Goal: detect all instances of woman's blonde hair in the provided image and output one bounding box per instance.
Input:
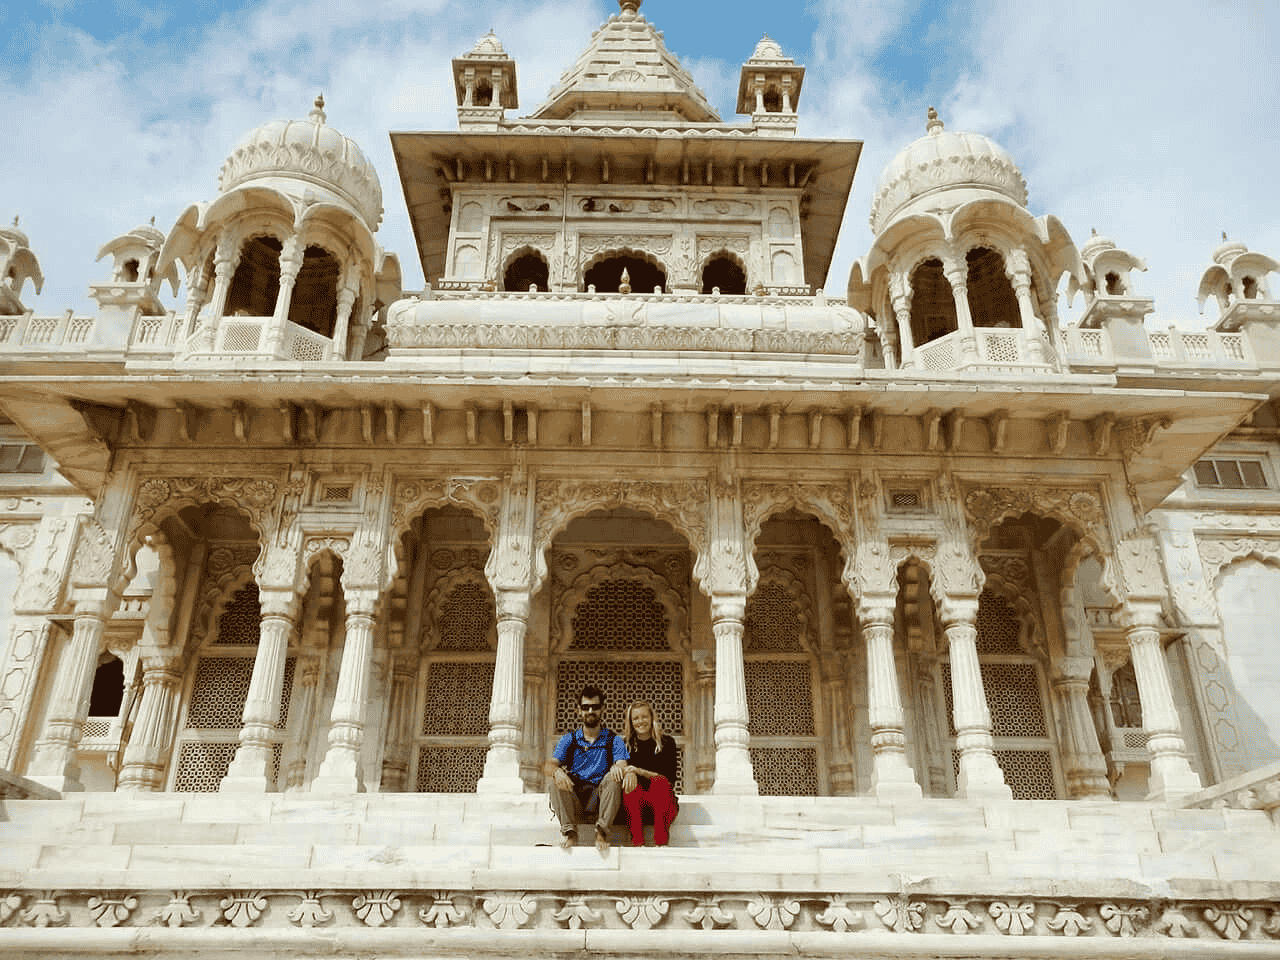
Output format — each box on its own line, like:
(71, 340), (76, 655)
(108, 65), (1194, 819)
(623, 699), (665, 753)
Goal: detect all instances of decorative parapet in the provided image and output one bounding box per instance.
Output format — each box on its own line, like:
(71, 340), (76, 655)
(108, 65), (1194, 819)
(1178, 759), (1280, 826)
(0, 887), (1279, 944)
(1062, 325), (1266, 373)
(0, 766), (60, 799)
(0, 312), (95, 351)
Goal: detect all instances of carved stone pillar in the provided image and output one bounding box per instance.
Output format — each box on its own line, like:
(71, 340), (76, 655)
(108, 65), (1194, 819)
(942, 258), (978, 362)
(693, 652), (716, 794)
(1122, 600), (1202, 800)
(116, 655), (184, 792)
(711, 593), (757, 794)
(519, 663), (547, 791)
(858, 596), (923, 799)
(198, 236), (238, 352)
(1051, 655), (1111, 799)
(477, 589), (528, 793)
(27, 598), (110, 791)
(939, 596), (1012, 800)
(263, 237), (304, 357)
(328, 280), (359, 361)
(888, 270), (914, 370)
(378, 655), (417, 793)
(179, 259), (211, 343)
(220, 586), (296, 792)
(1007, 249), (1046, 364)
(822, 654), (856, 796)
(284, 656), (322, 791)
(312, 589), (379, 792)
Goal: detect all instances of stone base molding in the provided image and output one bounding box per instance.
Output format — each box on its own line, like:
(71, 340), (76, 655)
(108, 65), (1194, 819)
(1, 889), (1279, 952)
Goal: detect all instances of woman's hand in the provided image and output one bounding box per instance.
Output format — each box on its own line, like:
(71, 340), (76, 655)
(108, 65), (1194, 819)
(622, 768), (638, 793)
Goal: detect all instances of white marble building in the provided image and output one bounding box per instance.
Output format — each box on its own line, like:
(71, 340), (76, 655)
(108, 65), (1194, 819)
(1, 1), (1280, 955)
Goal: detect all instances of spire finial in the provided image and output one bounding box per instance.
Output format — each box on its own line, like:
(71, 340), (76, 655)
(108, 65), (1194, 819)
(1091, 227), (1097, 236)
(926, 106), (944, 134)
(619, 0), (641, 15)
(309, 93), (327, 124)
(150, 215), (156, 226)
(12, 215), (18, 228)
(1222, 230), (1228, 241)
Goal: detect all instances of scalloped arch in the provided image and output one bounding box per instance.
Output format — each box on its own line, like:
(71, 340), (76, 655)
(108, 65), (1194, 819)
(747, 563), (816, 655)
(423, 566), (498, 652)
(579, 246), (669, 287)
(552, 561), (689, 654)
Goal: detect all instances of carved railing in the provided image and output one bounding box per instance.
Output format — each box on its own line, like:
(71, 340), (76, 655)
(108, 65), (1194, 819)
(911, 327), (1054, 374)
(0, 312), (95, 350)
(1061, 325), (1257, 371)
(126, 312), (180, 351)
(1178, 758), (1280, 825)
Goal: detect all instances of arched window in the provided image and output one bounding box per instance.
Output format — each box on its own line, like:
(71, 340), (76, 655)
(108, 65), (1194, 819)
(474, 80), (494, 107)
(909, 257), (957, 346)
(457, 202), (484, 233)
(89, 656), (125, 717)
(701, 254), (746, 294)
(1243, 276), (1259, 299)
(225, 235), (282, 317)
(122, 259), (140, 283)
(584, 254), (666, 293)
(966, 246), (1020, 328)
(453, 245), (481, 278)
(768, 208), (793, 240)
(287, 245), (340, 337)
(762, 87), (783, 113)
(1104, 271), (1123, 295)
(770, 250), (796, 284)
(504, 251), (549, 291)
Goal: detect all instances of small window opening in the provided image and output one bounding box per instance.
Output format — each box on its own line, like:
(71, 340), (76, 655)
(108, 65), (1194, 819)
(287, 245), (340, 338)
(225, 235), (283, 317)
(966, 246), (1021, 328)
(1194, 458), (1268, 489)
(89, 656), (125, 717)
(474, 80), (494, 107)
(909, 257), (957, 346)
(768, 208), (793, 240)
(458, 202), (484, 233)
(504, 252), (550, 292)
(0, 444), (46, 473)
(762, 87), (783, 113)
(1242, 276), (1258, 299)
(583, 254), (666, 294)
(702, 255), (746, 295)
(122, 259), (140, 282)
(1104, 271), (1122, 295)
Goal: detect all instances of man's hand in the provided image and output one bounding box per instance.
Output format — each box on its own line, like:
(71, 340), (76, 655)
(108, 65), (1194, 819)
(553, 767), (574, 792)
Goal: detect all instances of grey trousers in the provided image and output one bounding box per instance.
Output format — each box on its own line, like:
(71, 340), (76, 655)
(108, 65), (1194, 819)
(549, 777), (622, 835)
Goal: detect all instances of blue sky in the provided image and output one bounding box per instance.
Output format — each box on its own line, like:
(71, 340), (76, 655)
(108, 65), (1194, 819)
(3, 0), (1279, 337)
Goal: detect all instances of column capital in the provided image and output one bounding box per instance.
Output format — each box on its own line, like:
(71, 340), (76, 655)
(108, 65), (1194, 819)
(257, 585), (299, 621)
(1119, 598), (1163, 632)
(936, 594), (979, 628)
(855, 593), (896, 627)
(709, 592), (747, 624)
(1054, 655), (1096, 684)
(495, 587), (531, 623)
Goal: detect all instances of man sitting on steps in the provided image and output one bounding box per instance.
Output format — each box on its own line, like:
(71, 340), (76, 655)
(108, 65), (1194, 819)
(545, 684), (629, 853)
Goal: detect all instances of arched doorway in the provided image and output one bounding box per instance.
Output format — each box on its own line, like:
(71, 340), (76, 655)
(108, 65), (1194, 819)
(583, 254), (667, 293)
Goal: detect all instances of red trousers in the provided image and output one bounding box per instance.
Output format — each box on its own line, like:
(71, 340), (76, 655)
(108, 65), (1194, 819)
(622, 776), (678, 846)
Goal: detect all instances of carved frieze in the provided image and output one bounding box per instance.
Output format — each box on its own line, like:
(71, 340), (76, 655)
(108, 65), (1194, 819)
(126, 476), (281, 555)
(692, 199), (759, 218)
(578, 233), (673, 264)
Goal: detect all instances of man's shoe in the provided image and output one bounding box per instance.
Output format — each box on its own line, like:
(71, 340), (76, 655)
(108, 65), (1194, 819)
(594, 826), (611, 854)
(559, 830), (576, 850)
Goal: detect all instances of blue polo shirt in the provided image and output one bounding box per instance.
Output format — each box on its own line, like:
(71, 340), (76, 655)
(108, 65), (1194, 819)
(553, 727), (629, 785)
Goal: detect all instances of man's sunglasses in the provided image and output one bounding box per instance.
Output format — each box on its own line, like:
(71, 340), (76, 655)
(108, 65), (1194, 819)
(579, 703), (602, 712)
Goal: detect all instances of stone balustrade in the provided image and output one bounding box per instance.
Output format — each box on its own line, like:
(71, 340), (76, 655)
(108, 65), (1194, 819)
(0, 312), (95, 349)
(1178, 759), (1280, 826)
(1062, 323), (1274, 373)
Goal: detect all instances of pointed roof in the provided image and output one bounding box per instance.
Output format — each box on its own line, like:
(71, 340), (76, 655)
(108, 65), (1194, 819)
(528, 2), (718, 123)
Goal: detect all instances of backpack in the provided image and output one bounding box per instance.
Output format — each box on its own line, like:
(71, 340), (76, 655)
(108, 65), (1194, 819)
(563, 727), (614, 786)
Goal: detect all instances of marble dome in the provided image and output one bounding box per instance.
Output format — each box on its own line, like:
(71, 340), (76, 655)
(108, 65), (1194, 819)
(869, 109), (1028, 236)
(218, 96), (384, 230)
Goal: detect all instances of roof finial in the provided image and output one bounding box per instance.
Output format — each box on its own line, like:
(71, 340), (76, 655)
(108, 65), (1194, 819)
(309, 93), (327, 125)
(619, 0), (641, 15)
(1222, 230), (1228, 241)
(1091, 227), (1097, 236)
(12, 215), (18, 228)
(926, 106), (944, 134)
(150, 215), (156, 226)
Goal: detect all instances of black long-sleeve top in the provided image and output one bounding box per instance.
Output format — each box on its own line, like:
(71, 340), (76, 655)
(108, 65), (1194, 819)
(628, 735), (678, 789)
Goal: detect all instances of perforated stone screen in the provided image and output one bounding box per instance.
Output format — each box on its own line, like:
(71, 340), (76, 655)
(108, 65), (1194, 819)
(750, 746), (818, 796)
(975, 592), (1022, 654)
(420, 661), (495, 736)
(416, 746), (486, 793)
(941, 660), (1046, 739)
(217, 584), (261, 645)
(437, 581), (495, 651)
(555, 659), (684, 737)
(952, 748), (1056, 800)
(570, 579), (670, 650)
(173, 741), (282, 792)
(185, 656), (294, 730)
(744, 581), (803, 652)
(745, 660), (814, 736)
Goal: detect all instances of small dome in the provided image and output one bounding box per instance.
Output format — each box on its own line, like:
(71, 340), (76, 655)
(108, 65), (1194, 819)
(125, 222), (165, 246)
(1213, 236), (1248, 265)
(748, 35), (788, 62)
(218, 95), (384, 229)
(870, 109), (1028, 236)
(1079, 231), (1116, 263)
(467, 31), (508, 58)
(0, 217), (30, 250)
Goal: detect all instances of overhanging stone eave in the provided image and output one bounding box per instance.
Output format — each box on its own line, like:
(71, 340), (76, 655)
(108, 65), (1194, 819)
(391, 130), (860, 289)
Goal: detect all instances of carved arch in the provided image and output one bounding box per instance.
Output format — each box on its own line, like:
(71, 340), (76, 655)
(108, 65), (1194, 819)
(390, 477), (501, 543)
(533, 479), (707, 591)
(186, 560), (260, 659)
(741, 482), (851, 594)
(962, 486), (1112, 573)
(579, 246), (669, 286)
(699, 246), (748, 277)
(422, 566), (498, 651)
(1198, 536), (1280, 590)
(297, 537), (349, 600)
(136, 531), (181, 653)
(976, 557), (1047, 661)
(745, 563), (816, 655)
(552, 561), (689, 654)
